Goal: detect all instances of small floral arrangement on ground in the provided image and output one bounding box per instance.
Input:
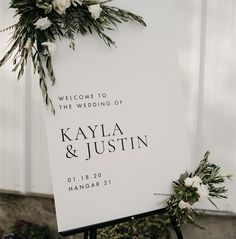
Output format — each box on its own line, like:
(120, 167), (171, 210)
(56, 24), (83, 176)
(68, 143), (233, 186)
(166, 151), (232, 227)
(0, 0), (146, 113)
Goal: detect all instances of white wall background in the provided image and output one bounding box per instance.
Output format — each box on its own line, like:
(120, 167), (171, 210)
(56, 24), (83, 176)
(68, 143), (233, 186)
(0, 0), (235, 212)
(0, 2), (26, 193)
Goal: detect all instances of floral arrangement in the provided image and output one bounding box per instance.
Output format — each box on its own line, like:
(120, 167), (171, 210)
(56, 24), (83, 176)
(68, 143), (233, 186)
(0, 0), (146, 113)
(165, 151), (232, 227)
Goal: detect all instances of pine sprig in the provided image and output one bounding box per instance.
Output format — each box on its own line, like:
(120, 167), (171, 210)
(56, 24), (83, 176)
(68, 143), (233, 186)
(166, 151), (232, 227)
(0, 24), (17, 33)
(102, 6), (146, 27)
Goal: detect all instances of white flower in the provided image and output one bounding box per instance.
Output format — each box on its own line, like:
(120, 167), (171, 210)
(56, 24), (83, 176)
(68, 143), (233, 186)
(184, 177), (194, 187)
(41, 42), (57, 55)
(71, 0), (82, 6)
(184, 175), (208, 201)
(34, 17), (52, 30)
(184, 176), (202, 188)
(197, 184), (209, 201)
(178, 200), (192, 210)
(193, 176), (202, 184)
(88, 4), (102, 20)
(52, 0), (71, 15)
(192, 176), (202, 189)
(24, 38), (32, 49)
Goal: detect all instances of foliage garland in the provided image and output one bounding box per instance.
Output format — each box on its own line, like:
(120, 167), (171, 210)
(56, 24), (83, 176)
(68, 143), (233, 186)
(165, 151), (232, 227)
(0, 0), (146, 113)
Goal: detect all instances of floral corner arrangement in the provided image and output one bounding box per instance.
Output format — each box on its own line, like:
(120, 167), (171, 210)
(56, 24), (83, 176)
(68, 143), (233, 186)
(0, 0), (146, 113)
(165, 151), (232, 227)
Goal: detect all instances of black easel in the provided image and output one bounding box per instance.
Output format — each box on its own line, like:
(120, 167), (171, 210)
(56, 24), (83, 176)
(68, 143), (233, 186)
(66, 209), (183, 239)
(82, 217), (183, 239)
(82, 215), (183, 239)
(171, 216), (183, 239)
(84, 229), (97, 239)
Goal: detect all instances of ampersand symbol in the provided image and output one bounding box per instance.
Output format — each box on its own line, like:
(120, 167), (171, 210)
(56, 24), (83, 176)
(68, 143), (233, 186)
(66, 145), (78, 159)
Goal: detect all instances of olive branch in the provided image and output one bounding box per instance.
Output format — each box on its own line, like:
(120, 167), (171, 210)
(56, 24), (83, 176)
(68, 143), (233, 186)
(0, 0), (146, 114)
(165, 151), (232, 227)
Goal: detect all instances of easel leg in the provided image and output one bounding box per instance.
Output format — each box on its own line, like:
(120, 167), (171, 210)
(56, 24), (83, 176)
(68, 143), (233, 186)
(84, 231), (88, 239)
(171, 216), (183, 239)
(90, 229), (97, 239)
(84, 229), (97, 239)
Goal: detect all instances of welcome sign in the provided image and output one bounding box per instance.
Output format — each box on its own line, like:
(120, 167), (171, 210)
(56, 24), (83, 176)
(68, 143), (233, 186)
(44, 0), (190, 235)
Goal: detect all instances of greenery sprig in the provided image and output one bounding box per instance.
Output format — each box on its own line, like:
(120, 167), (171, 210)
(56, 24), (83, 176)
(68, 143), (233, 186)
(165, 151), (232, 227)
(0, 0), (146, 113)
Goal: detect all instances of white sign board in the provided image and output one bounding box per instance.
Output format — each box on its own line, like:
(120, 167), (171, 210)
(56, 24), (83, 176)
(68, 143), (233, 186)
(44, 0), (190, 235)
